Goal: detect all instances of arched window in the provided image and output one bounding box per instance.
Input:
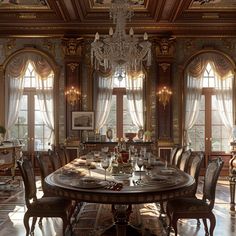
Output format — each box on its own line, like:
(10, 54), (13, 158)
(5, 53), (54, 152)
(184, 53), (234, 154)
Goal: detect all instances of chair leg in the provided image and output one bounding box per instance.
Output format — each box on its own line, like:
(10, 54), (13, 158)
(171, 217), (178, 236)
(202, 218), (209, 235)
(31, 217), (37, 233)
(197, 218), (201, 227)
(23, 213), (30, 236)
(38, 217), (43, 227)
(209, 214), (216, 236)
(62, 216), (70, 236)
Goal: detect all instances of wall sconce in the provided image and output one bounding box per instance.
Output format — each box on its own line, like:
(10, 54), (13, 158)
(157, 86), (172, 109)
(65, 86), (80, 106)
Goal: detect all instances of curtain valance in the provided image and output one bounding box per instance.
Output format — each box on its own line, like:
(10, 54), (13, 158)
(6, 52), (53, 79)
(187, 53), (233, 79)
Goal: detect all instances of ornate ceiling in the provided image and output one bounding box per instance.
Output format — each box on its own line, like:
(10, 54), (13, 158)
(0, 0), (235, 37)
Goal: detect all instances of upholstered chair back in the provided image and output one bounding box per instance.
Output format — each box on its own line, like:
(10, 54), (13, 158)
(169, 146), (179, 165)
(17, 159), (37, 208)
(36, 153), (53, 196)
(203, 157), (224, 209)
(178, 149), (191, 171)
(174, 147), (184, 166)
(49, 150), (62, 171)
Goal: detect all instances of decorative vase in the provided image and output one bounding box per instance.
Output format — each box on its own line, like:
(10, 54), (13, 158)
(106, 128), (113, 142)
(137, 128), (144, 140)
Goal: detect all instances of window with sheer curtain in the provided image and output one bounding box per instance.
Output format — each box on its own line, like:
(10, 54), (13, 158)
(95, 70), (145, 139)
(5, 53), (54, 152)
(184, 53), (234, 153)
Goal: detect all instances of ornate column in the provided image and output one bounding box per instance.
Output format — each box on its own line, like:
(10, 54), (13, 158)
(0, 65), (4, 126)
(154, 36), (175, 142)
(62, 37), (83, 138)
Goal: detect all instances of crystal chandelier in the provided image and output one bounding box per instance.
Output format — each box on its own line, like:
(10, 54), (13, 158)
(91, 0), (151, 74)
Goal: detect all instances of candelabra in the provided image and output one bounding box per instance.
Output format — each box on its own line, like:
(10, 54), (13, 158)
(157, 86), (172, 109)
(65, 86), (80, 106)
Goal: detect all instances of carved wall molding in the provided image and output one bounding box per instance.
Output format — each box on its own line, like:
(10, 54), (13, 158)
(62, 38), (83, 57)
(5, 39), (16, 56)
(155, 36), (176, 57)
(42, 39), (55, 57)
(67, 63), (79, 72)
(159, 63), (170, 73)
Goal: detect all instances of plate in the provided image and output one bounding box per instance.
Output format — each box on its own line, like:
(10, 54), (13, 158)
(113, 173), (130, 180)
(71, 177), (107, 189)
(160, 168), (176, 175)
(150, 174), (168, 181)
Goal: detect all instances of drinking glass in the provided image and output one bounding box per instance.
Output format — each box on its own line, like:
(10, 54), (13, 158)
(137, 157), (144, 180)
(164, 155), (168, 169)
(86, 155), (93, 176)
(101, 157), (110, 181)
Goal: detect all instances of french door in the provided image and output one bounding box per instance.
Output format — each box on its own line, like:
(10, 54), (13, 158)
(188, 88), (230, 166)
(13, 90), (51, 153)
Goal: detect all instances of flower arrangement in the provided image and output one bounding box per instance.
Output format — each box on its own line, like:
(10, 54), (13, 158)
(144, 130), (152, 142)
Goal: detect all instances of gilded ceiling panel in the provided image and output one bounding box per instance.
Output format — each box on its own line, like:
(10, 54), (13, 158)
(0, 0), (49, 8)
(190, 0), (236, 9)
(91, 0), (145, 8)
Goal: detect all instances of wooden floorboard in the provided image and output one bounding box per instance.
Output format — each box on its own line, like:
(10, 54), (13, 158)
(0, 176), (235, 236)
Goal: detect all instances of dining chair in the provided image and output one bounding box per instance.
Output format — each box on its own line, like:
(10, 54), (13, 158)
(166, 157), (224, 236)
(173, 147), (184, 166)
(169, 146), (179, 165)
(36, 153), (55, 197)
(55, 146), (68, 166)
(17, 158), (73, 236)
(178, 149), (191, 172)
(186, 151), (204, 197)
(49, 149), (63, 171)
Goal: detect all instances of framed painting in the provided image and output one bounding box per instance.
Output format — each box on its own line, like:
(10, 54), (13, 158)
(72, 111), (94, 130)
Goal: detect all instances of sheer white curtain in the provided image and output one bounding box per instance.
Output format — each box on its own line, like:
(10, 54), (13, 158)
(184, 74), (203, 145)
(5, 75), (25, 139)
(95, 74), (114, 132)
(34, 59), (55, 145)
(214, 68), (233, 140)
(5, 56), (29, 138)
(125, 72), (144, 130)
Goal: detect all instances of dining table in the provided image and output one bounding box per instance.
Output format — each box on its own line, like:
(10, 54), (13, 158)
(45, 154), (195, 236)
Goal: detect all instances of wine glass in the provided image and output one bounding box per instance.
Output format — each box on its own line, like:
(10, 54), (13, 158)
(101, 157), (110, 181)
(86, 155), (93, 176)
(137, 157), (144, 180)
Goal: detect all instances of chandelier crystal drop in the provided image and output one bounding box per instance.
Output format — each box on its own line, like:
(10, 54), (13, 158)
(91, 0), (152, 74)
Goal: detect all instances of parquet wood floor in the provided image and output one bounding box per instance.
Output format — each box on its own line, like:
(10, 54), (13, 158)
(0, 177), (235, 236)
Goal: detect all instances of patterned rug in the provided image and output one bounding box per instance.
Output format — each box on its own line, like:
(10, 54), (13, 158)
(73, 202), (166, 236)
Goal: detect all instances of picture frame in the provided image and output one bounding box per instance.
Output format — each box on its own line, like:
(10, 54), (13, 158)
(72, 111), (94, 130)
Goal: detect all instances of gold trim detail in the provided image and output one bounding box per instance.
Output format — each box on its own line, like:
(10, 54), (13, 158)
(155, 37), (175, 56)
(67, 63), (79, 72)
(159, 63), (170, 73)
(62, 38), (83, 57)
(18, 13), (37, 19)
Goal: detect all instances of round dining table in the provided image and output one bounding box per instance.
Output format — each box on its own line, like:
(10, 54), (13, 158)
(45, 157), (195, 236)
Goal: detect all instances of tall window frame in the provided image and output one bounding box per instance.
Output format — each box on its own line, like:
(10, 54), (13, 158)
(4, 51), (56, 153)
(96, 70), (145, 140)
(185, 55), (234, 156)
